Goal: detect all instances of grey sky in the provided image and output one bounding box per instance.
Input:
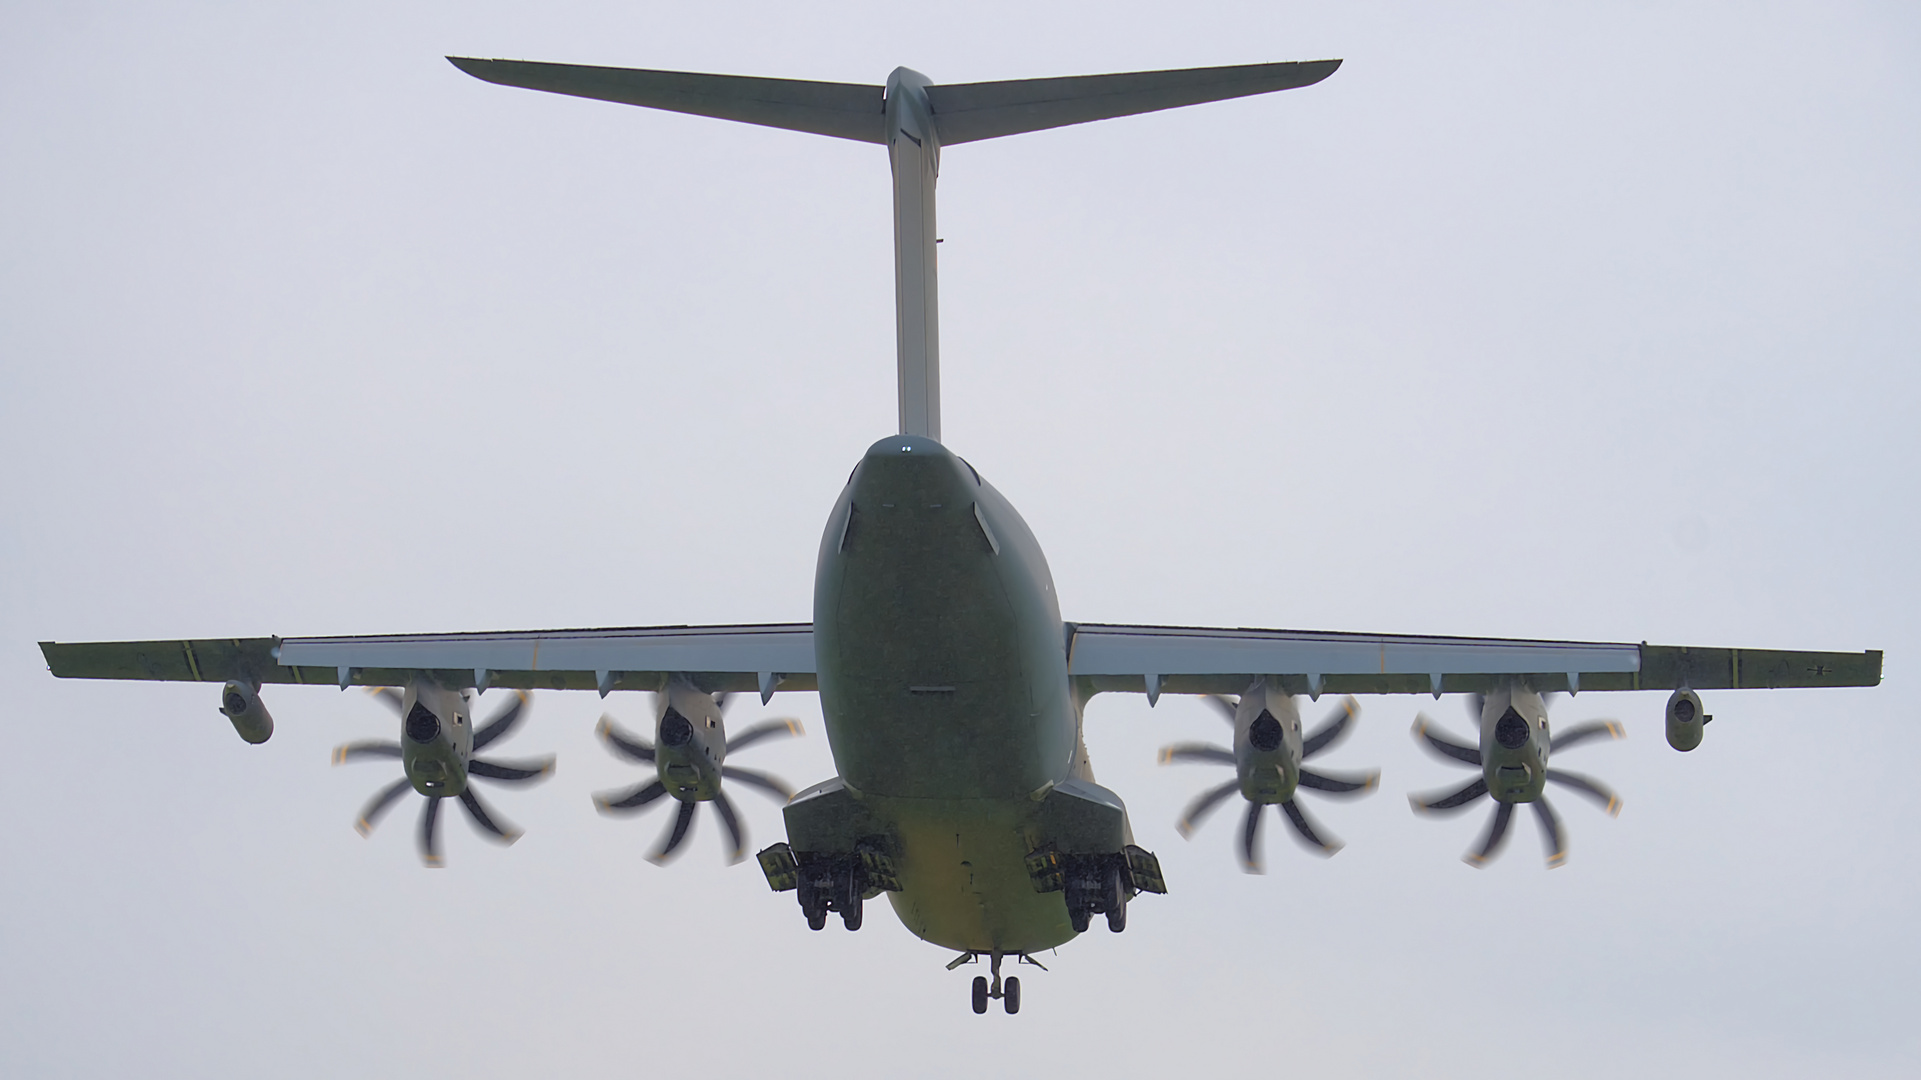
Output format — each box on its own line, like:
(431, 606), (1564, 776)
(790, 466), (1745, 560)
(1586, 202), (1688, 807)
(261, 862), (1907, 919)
(4, 2), (1917, 1076)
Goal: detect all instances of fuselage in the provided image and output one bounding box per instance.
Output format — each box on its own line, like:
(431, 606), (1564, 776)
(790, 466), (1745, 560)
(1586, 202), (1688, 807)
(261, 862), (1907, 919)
(812, 434), (1090, 953)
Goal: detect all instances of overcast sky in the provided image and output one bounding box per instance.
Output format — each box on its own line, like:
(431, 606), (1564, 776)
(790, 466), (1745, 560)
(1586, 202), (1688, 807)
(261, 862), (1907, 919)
(4, 2), (1917, 1076)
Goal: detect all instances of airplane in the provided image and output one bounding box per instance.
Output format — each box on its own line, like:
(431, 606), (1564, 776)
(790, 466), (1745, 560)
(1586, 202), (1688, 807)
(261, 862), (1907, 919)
(37, 55), (1882, 1016)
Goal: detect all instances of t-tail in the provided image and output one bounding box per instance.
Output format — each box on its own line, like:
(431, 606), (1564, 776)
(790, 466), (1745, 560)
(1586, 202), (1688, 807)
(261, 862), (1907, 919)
(447, 55), (1342, 441)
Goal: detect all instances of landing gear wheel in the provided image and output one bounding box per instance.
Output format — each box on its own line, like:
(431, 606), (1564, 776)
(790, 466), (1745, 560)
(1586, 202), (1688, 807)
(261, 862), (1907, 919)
(806, 909), (826, 931)
(1069, 906), (1090, 933)
(1106, 897), (1127, 933)
(836, 865), (863, 930)
(1003, 976), (1021, 1014)
(971, 976), (989, 1014)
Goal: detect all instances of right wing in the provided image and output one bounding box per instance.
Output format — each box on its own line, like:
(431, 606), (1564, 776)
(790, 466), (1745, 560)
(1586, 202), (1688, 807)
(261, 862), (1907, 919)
(1065, 622), (1882, 701)
(40, 623), (817, 701)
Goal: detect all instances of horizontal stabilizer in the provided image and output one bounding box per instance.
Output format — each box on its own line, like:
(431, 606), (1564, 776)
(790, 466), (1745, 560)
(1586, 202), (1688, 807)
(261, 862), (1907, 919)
(447, 57), (1341, 146)
(926, 59), (1341, 144)
(446, 57), (887, 143)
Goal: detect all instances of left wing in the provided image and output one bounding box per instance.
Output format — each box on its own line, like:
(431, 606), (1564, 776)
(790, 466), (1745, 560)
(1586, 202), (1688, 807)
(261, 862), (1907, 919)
(1065, 622), (1881, 702)
(40, 624), (817, 702)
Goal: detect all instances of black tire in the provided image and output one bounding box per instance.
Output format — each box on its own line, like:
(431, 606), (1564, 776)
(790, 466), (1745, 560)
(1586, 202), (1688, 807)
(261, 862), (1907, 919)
(972, 976), (989, 1014)
(841, 893), (863, 931)
(1069, 906), (1090, 933)
(1106, 896), (1127, 933)
(1004, 976), (1021, 1015)
(1103, 861), (1125, 914)
(807, 909), (826, 931)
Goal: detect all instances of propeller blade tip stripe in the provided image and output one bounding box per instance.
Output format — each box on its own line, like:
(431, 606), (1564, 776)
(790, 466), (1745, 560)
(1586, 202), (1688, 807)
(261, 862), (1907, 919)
(354, 819), (372, 836)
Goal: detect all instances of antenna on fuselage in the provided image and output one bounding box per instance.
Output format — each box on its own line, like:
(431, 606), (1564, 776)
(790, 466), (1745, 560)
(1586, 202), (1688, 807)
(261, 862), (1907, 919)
(446, 55), (1343, 441)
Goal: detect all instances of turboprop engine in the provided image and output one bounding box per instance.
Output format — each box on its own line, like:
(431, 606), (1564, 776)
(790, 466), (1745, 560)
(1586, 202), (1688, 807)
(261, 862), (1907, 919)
(1409, 686), (1623, 867)
(332, 682), (555, 866)
(1160, 681), (1380, 872)
(592, 677), (802, 865)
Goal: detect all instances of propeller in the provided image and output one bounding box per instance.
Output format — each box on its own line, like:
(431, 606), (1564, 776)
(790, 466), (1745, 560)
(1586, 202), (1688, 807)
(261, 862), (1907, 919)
(592, 691), (802, 865)
(1408, 697), (1623, 869)
(333, 687), (555, 868)
(1161, 693), (1379, 873)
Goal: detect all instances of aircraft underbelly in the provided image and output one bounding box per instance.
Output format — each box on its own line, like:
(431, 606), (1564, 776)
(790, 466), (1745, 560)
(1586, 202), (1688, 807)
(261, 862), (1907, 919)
(877, 796), (1076, 954)
(812, 435), (1083, 951)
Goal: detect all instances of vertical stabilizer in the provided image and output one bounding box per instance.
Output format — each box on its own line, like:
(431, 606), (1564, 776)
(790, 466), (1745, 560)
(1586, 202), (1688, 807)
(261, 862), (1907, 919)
(886, 68), (941, 440)
(447, 56), (1342, 442)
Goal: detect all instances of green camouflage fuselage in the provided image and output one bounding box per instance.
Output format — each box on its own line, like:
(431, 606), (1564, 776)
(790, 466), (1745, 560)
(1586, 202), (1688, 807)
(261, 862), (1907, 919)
(812, 435), (1089, 953)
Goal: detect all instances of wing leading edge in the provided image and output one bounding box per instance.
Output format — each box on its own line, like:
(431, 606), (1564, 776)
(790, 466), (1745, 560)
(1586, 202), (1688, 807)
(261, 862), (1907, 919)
(44, 621), (1877, 704)
(39, 624), (817, 700)
(1066, 623), (1881, 701)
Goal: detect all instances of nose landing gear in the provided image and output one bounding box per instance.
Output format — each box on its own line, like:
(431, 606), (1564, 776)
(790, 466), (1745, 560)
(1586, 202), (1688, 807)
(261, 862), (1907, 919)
(952, 951), (1041, 1014)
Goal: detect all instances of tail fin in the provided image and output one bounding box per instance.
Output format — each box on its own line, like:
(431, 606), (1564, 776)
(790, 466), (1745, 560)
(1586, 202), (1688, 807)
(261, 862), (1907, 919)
(449, 56), (1340, 441)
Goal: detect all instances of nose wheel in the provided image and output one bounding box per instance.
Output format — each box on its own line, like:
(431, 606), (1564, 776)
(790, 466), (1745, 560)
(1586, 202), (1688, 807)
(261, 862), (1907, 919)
(958, 951), (1034, 1014)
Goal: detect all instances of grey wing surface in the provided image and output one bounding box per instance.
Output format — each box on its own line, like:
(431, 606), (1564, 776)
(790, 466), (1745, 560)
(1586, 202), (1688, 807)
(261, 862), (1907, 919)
(40, 623), (817, 699)
(1064, 622), (1881, 698)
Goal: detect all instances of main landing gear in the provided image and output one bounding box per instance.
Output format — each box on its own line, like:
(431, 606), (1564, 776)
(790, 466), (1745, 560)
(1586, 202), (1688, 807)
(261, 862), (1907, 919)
(953, 951), (1042, 1014)
(1064, 857), (1128, 934)
(797, 858), (865, 931)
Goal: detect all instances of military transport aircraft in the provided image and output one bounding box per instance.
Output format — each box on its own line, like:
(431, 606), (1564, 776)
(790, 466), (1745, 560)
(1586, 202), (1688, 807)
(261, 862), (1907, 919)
(38, 56), (1881, 1015)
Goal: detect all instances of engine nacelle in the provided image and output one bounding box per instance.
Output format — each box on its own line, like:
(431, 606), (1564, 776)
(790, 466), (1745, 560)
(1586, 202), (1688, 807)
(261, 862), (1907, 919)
(1665, 688), (1709, 752)
(1234, 681), (1302, 802)
(1479, 686), (1550, 801)
(401, 681), (473, 795)
(218, 680), (274, 744)
(655, 679), (728, 801)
